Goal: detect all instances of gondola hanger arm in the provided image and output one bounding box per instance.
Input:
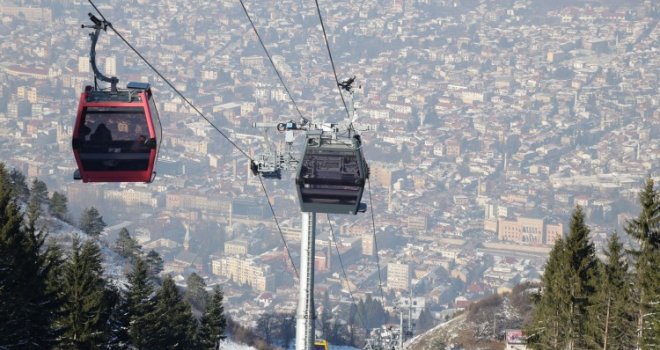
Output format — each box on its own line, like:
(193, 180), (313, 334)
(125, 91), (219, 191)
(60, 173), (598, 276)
(82, 13), (118, 92)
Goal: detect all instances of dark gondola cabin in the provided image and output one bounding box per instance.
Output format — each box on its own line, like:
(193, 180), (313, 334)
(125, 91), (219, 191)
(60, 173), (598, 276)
(72, 82), (160, 183)
(295, 132), (368, 214)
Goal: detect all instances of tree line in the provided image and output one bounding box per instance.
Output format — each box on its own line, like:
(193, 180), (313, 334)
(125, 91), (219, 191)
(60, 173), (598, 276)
(526, 178), (659, 349)
(0, 163), (227, 349)
(251, 290), (391, 348)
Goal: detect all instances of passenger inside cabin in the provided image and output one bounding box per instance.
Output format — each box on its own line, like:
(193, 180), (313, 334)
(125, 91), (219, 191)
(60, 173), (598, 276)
(91, 123), (112, 144)
(131, 134), (148, 152)
(79, 124), (92, 141)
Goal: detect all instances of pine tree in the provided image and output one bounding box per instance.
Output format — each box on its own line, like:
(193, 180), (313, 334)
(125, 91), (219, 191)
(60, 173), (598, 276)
(280, 313), (296, 349)
(527, 239), (571, 349)
(49, 191), (69, 222)
(528, 207), (602, 349)
(185, 272), (209, 311)
(150, 276), (199, 349)
(625, 178), (660, 349)
(25, 189), (43, 237)
(44, 239), (66, 312)
(114, 227), (140, 259)
(58, 238), (112, 348)
(563, 206), (600, 349)
(587, 232), (637, 349)
(357, 298), (367, 331)
(8, 168), (29, 201)
(255, 313), (276, 345)
(104, 285), (131, 349)
(127, 257), (157, 349)
(370, 295), (389, 329)
(347, 303), (358, 345)
(330, 318), (342, 344)
(0, 164), (60, 348)
(28, 178), (49, 210)
(417, 307), (435, 333)
(199, 286), (228, 349)
(80, 206), (107, 236)
(357, 294), (388, 330)
(145, 249), (164, 278)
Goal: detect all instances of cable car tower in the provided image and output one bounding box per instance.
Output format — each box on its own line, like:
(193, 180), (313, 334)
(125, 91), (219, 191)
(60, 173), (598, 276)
(252, 77), (368, 350)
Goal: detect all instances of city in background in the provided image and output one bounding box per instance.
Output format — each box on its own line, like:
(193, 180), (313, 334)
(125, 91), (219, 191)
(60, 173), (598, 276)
(0, 0), (658, 345)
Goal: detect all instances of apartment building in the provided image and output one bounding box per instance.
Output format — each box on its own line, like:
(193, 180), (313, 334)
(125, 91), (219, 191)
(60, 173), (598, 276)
(212, 256), (273, 292)
(387, 262), (411, 291)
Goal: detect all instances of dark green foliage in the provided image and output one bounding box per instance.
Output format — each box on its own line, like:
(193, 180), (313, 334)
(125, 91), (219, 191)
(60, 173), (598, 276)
(357, 294), (389, 330)
(519, 182), (660, 349)
(0, 164), (60, 348)
(527, 237), (568, 348)
(58, 238), (112, 348)
(255, 313), (278, 345)
(80, 206), (106, 236)
(330, 319), (341, 344)
(0, 163), (222, 349)
(347, 303), (358, 344)
(25, 179), (45, 223)
(587, 232), (637, 349)
(563, 206), (601, 348)
(253, 312), (294, 349)
(8, 168), (29, 201)
(526, 193), (660, 349)
(25, 185), (43, 236)
(44, 239), (65, 297)
(279, 313), (296, 349)
(49, 191), (69, 222)
(145, 249), (163, 278)
(320, 302), (357, 347)
(104, 285), (131, 350)
(528, 206), (600, 349)
(417, 307), (435, 333)
(185, 272), (209, 311)
(624, 178), (660, 349)
(114, 227), (140, 260)
(28, 178), (49, 210)
(149, 276), (199, 349)
(127, 257), (157, 349)
(198, 286), (227, 349)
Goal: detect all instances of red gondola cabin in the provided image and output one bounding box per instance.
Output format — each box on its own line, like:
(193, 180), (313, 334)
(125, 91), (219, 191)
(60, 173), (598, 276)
(72, 82), (160, 183)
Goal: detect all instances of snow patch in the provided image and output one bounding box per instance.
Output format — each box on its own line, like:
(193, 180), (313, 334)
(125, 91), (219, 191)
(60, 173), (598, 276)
(219, 340), (257, 350)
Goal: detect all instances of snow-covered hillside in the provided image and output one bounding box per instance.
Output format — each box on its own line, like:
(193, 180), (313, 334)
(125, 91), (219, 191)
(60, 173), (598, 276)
(46, 218), (259, 350)
(405, 314), (466, 350)
(46, 218), (130, 289)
